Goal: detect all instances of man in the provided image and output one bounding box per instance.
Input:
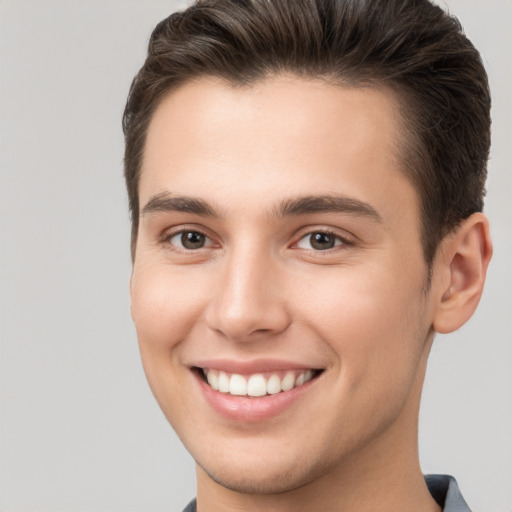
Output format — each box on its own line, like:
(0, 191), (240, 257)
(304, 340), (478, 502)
(122, 1), (492, 510)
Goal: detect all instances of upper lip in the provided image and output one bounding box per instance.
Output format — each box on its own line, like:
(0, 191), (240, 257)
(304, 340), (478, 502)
(192, 358), (322, 374)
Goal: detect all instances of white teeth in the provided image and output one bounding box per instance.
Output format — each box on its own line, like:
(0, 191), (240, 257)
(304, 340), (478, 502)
(204, 368), (317, 396)
(218, 371), (230, 393)
(206, 370), (219, 391)
(229, 374), (247, 395)
(266, 374), (281, 394)
(247, 374), (267, 397)
(281, 372), (295, 391)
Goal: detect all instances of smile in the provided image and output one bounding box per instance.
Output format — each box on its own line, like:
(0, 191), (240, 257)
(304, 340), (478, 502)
(200, 368), (321, 397)
(193, 363), (325, 421)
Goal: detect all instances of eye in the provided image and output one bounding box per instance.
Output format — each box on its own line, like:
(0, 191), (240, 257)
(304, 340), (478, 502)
(295, 231), (346, 251)
(168, 230), (211, 250)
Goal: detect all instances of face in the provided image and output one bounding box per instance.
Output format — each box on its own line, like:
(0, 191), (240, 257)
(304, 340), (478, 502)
(131, 76), (439, 495)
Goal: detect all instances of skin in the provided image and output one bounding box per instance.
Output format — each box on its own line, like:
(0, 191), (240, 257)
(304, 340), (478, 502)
(130, 75), (492, 512)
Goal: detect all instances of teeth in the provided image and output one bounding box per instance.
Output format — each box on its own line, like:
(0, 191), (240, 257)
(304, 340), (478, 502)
(218, 371), (230, 393)
(266, 374), (281, 395)
(203, 368), (317, 397)
(281, 372), (295, 391)
(229, 374), (247, 395)
(247, 374), (267, 397)
(206, 370), (219, 391)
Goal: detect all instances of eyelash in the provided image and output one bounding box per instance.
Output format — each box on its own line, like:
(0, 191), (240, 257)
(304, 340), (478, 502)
(161, 227), (353, 254)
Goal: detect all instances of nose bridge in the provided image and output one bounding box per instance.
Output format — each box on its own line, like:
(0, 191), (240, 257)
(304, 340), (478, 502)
(206, 240), (289, 341)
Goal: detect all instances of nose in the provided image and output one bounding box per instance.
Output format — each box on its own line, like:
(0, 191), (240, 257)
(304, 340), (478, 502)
(205, 248), (291, 342)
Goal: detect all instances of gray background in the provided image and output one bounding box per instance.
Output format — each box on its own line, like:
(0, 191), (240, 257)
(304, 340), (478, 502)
(0, 1), (510, 511)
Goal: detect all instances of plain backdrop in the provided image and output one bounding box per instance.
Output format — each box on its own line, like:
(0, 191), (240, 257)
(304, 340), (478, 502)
(0, 1), (510, 511)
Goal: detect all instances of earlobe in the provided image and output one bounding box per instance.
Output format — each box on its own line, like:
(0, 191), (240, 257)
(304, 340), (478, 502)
(432, 213), (493, 334)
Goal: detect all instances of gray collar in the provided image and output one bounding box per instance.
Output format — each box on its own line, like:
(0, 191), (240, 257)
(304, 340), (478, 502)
(425, 474), (472, 512)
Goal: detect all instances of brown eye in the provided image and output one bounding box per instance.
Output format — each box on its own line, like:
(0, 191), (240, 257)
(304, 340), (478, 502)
(170, 230), (208, 250)
(296, 231), (344, 251)
(309, 232), (336, 250)
(181, 231), (205, 249)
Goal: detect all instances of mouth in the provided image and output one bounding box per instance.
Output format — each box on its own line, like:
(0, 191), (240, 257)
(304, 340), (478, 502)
(194, 367), (324, 398)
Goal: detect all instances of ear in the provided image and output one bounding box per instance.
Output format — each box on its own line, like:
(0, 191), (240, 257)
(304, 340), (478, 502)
(432, 213), (493, 334)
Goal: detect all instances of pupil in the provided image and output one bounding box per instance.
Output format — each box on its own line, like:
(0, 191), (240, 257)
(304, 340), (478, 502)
(310, 232), (335, 250)
(181, 231), (205, 249)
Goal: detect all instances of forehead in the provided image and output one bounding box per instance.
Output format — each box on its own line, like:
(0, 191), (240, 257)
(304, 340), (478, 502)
(140, 75), (416, 221)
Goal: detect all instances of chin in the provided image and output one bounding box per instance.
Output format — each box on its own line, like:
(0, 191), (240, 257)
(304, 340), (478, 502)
(198, 458), (323, 496)
(191, 436), (337, 497)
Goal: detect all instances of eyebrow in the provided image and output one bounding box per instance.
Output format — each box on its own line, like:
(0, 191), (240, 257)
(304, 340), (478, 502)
(142, 193), (220, 217)
(273, 195), (382, 222)
(141, 192), (382, 222)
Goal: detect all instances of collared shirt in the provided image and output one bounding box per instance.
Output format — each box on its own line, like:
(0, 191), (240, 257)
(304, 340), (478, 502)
(425, 474), (472, 512)
(181, 474), (471, 512)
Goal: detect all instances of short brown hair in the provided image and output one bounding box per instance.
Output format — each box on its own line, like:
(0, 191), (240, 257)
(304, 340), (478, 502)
(123, 0), (491, 264)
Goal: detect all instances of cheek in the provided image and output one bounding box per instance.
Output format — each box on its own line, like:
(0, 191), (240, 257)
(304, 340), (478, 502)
(130, 264), (210, 421)
(130, 264), (207, 352)
(297, 262), (428, 383)
(311, 272), (429, 446)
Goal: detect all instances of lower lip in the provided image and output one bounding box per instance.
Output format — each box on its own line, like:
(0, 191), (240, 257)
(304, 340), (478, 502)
(195, 371), (319, 422)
